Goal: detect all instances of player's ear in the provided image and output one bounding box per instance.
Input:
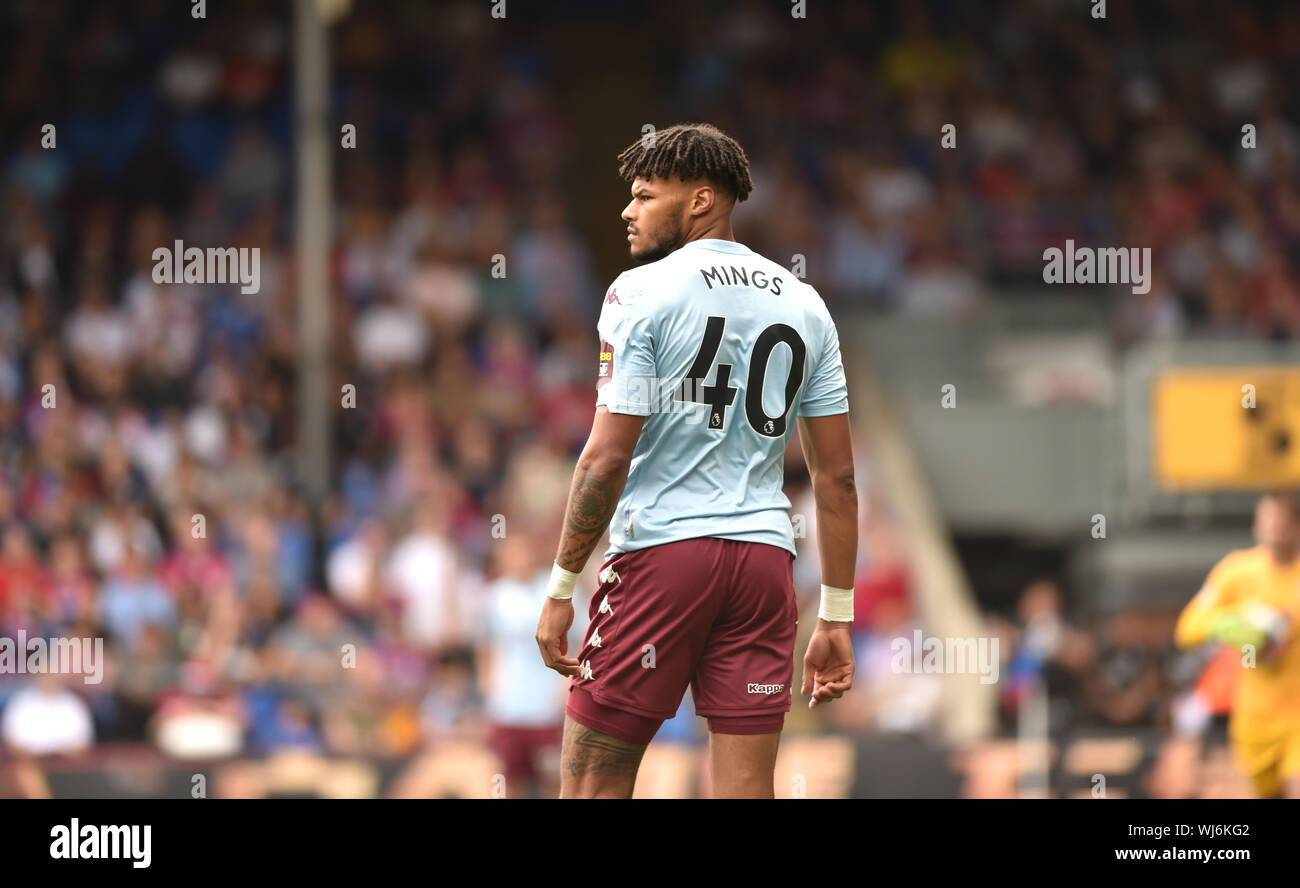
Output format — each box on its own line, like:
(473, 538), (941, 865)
(690, 184), (715, 217)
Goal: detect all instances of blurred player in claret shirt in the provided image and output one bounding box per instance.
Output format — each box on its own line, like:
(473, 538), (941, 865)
(534, 123), (859, 798)
(479, 529), (581, 799)
(1176, 491), (1300, 798)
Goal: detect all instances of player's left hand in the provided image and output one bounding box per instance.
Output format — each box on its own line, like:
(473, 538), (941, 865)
(536, 596), (581, 677)
(801, 620), (855, 709)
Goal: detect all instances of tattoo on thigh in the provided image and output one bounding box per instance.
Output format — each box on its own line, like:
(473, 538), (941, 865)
(562, 718), (647, 778)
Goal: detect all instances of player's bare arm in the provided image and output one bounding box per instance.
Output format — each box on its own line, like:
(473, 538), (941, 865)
(535, 407), (645, 678)
(554, 409), (644, 571)
(796, 412), (859, 709)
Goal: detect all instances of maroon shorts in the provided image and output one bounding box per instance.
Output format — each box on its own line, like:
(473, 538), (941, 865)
(488, 722), (563, 786)
(565, 537), (797, 746)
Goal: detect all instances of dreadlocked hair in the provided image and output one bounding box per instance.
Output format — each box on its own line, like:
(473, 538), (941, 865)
(616, 123), (754, 203)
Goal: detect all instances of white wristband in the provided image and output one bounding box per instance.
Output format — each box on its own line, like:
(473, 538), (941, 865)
(546, 562), (580, 600)
(818, 584), (854, 622)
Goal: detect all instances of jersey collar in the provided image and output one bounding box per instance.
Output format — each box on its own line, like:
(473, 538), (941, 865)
(679, 238), (751, 255)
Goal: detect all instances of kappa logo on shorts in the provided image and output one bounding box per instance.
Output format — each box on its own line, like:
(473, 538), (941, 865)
(747, 683), (785, 695)
(599, 565), (621, 584)
(598, 594), (614, 616)
(589, 627), (603, 648)
(579, 660), (594, 680)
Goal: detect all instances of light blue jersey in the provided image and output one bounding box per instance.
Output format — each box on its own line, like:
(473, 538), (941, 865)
(595, 238), (849, 560)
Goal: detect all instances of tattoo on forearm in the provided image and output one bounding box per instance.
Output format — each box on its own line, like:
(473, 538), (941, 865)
(556, 467), (622, 571)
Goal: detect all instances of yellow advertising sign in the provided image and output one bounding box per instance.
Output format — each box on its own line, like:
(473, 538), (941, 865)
(1152, 367), (1300, 488)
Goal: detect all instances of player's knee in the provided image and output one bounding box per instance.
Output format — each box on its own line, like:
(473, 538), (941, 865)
(561, 776), (637, 799)
(711, 770), (775, 799)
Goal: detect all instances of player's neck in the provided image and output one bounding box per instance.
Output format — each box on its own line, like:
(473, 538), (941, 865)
(1268, 545), (1298, 567)
(684, 217), (735, 244)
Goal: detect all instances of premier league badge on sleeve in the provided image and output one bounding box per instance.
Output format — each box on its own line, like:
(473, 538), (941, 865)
(597, 340), (614, 387)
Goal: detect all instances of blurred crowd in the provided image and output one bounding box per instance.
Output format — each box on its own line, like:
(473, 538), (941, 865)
(0, 0), (1289, 795)
(675, 0), (1300, 341)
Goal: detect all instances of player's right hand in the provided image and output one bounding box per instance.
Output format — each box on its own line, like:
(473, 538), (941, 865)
(1209, 604), (1289, 659)
(536, 596), (582, 677)
(801, 620), (855, 709)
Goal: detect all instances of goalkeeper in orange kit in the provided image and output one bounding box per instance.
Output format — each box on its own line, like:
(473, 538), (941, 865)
(1175, 491), (1300, 798)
